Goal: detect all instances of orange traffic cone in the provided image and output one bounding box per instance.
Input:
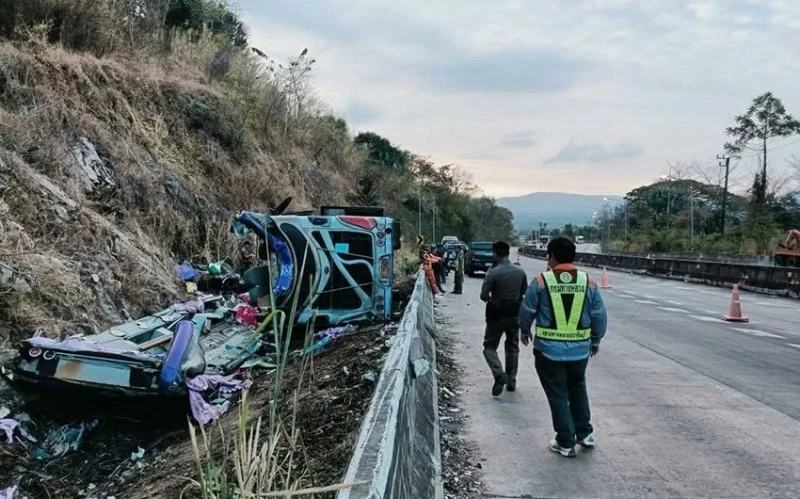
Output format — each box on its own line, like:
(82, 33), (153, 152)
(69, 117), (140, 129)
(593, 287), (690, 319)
(599, 267), (612, 289)
(723, 284), (749, 322)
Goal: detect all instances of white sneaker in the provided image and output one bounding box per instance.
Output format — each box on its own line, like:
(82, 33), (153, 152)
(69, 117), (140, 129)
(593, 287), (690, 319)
(578, 433), (596, 448)
(549, 440), (577, 458)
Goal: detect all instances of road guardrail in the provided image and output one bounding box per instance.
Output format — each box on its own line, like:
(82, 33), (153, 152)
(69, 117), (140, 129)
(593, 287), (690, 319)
(520, 247), (800, 299)
(338, 270), (443, 499)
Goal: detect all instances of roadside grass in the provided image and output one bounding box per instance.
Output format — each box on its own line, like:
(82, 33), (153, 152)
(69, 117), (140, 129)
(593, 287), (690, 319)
(184, 253), (366, 498)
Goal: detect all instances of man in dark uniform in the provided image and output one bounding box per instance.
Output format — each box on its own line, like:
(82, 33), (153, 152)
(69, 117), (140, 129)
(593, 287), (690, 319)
(453, 247), (465, 294)
(480, 241), (528, 396)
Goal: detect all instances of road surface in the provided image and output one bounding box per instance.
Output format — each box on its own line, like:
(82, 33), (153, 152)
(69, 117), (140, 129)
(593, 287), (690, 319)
(441, 250), (800, 499)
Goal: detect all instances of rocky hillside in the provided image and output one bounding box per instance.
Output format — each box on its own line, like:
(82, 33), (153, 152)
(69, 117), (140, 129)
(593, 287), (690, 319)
(0, 37), (356, 341)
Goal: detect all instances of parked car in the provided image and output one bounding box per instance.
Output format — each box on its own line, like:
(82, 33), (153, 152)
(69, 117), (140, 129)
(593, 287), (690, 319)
(576, 235), (585, 244)
(441, 235), (459, 246)
(465, 242), (494, 276)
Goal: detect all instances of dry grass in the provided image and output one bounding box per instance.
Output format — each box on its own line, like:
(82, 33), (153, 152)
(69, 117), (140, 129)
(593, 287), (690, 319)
(0, 32), (363, 339)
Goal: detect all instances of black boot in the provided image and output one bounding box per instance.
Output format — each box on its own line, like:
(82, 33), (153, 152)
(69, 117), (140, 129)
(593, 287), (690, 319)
(492, 374), (508, 396)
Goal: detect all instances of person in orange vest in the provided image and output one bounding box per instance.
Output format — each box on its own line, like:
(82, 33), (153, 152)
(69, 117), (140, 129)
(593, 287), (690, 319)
(420, 245), (443, 294)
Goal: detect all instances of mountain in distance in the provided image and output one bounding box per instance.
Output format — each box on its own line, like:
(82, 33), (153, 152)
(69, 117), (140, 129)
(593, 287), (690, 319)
(497, 192), (624, 231)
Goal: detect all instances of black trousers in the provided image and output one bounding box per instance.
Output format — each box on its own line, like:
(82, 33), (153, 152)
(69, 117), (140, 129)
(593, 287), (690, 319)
(534, 349), (593, 448)
(483, 317), (519, 383)
(434, 263), (445, 287)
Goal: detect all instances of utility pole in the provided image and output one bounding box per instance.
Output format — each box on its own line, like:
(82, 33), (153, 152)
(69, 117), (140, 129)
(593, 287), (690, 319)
(690, 193), (694, 251)
(417, 181), (423, 239)
(717, 154), (731, 236)
(624, 201), (628, 244)
(432, 196), (437, 243)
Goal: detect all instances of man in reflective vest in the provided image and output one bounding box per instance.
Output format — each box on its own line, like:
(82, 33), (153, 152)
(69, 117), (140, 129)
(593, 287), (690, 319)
(519, 237), (607, 458)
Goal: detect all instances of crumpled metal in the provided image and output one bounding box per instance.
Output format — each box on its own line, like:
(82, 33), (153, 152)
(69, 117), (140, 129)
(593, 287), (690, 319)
(0, 419), (36, 444)
(24, 336), (146, 358)
(186, 374), (252, 425)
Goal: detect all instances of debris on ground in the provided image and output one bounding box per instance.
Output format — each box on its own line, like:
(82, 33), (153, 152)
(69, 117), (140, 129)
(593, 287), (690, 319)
(0, 418), (35, 444)
(436, 304), (486, 499)
(185, 373), (252, 425)
(0, 330), (395, 498)
(32, 420), (99, 460)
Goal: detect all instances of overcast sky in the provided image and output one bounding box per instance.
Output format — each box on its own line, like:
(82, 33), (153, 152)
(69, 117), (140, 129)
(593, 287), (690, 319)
(240, 0), (800, 198)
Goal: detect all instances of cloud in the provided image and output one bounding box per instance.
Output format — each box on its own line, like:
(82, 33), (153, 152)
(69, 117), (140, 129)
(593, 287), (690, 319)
(418, 48), (584, 94)
(343, 100), (381, 124)
(544, 139), (643, 165)
(499, 131), (537, 149)
(239, 0), (800, 197)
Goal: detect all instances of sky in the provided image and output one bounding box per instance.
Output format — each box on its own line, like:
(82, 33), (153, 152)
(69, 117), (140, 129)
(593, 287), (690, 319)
(240, 0), (800, 198)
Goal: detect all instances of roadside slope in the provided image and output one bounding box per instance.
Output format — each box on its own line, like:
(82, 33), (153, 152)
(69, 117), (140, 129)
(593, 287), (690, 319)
(0, 40), (354, 339)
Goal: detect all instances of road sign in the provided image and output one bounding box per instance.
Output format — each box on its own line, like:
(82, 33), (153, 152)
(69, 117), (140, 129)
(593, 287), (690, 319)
(416, 235), (425, 246)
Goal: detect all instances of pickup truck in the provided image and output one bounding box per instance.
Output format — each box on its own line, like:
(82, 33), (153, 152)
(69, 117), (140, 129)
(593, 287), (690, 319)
(466, 242), (494, 276)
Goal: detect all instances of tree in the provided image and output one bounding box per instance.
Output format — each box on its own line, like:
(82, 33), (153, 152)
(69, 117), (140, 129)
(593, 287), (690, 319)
(275, 48), (315, 135)
(166, 0), (248, 46)
(354, 132), (409, 172)
(724, 92), (800, 202)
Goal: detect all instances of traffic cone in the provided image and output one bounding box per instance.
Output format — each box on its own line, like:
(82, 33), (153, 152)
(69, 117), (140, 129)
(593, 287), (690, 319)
(599, 267), (612, 289)
(723, 284), (749, 322)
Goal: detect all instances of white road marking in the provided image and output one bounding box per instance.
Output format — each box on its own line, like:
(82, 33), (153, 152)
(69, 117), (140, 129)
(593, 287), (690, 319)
(635, 299), (659, 305)
(690, 315), (721, 322)
(732, 327), (785, 339)
(658, 306), (689, 313)
(667, 300), (684, 305)
(677, 286), (693, 290)
(787, 344), (800, 349)
(754, 301), (799, 310)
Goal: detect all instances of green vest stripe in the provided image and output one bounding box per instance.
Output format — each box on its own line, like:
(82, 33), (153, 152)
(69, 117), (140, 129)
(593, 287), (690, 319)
(536, 270), (590, 342)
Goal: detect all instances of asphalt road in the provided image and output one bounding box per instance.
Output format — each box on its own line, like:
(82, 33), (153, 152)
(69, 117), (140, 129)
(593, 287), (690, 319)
(441, 250), (800, 499)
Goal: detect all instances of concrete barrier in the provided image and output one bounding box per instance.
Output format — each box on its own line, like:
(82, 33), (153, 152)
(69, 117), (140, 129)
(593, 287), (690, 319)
(519, 247), (800, 298)
(338, 271), (443, 499)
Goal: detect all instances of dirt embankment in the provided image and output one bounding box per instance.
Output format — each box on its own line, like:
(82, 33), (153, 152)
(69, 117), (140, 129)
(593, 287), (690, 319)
(0, 39), (356, 343)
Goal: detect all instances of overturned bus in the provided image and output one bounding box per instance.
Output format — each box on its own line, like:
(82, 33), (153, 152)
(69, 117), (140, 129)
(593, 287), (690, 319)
(4, 206), (400, 398)
(234, 205), (401, 326)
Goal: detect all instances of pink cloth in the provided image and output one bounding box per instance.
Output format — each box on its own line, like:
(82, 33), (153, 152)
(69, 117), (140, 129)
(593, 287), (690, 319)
(235, 305), (259, 326)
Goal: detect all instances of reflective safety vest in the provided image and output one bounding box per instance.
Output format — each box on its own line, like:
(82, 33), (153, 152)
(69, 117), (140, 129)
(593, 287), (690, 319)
(535, 270), (591, 342)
